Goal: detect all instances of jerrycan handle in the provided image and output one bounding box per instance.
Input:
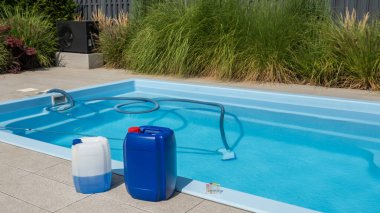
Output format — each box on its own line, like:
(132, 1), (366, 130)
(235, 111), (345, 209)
(128, 126), (170, 136)
(142, 129), (161, 135)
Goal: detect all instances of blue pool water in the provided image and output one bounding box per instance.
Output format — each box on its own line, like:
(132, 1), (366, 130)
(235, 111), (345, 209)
(1, 81), (380, 212)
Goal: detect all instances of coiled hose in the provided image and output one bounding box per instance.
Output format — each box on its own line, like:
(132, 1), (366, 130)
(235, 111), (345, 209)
(46, 89), (235, 159)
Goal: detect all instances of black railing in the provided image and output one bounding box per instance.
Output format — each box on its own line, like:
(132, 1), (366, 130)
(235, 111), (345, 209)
(331, 0), (380, 20)
(75, 0), (130, 20)
(75, 0), (380, 20)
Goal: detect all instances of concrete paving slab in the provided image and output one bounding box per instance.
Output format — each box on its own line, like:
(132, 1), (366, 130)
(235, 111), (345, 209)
(35, 161), (73, 186)
(0, 142), (19, 153)
(0, 173), (88, 212)
(0, 164), (30, 184)
(0, 192), (48, 213)
(100, 184), (203, 213)
(0, 68), (128, 102)
(56, 194), (148, 213)
(36, 161), (125, 188)
(0, 147), (65, 173)
(188, 200), (250, 213)
(0, 148), (40, 164)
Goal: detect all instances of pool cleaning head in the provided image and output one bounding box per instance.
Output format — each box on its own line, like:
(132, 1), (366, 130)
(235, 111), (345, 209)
(44, 89), (237, 161)
(218, 148), (236, 160)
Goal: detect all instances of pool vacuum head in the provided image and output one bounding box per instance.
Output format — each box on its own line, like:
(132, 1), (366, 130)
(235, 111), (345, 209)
(218, 148), (236, 160)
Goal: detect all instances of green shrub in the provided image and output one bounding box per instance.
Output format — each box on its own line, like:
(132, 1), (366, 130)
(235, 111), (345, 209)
(318, 11), (380, 90)
(97, 0), (380, 90)
(0, 0), (17, 7)
(214, 0), (327, 82)
(125, 1), (190, 75)
(0, 44), (9, 72)
(0, 26), (10, 72)
(130, 0), (166, 20)
(0, 0), (77, 24)
(0, 6), (57, 67)
(99, 25), (130, 68)
(94, 11), (130, 68)
(125, 0), (327, 82)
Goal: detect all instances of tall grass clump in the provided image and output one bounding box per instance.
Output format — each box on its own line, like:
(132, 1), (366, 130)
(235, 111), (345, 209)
(97, 0), (380, 90)
(125, 1), (192, 75)
(130, 0), (167, 21)
(318, 11), (380, 90)
(93, 10), (130, 68)
(230, 0), (328, 82)
(125, 0), (328, 82)
(0, 6), (56, 67)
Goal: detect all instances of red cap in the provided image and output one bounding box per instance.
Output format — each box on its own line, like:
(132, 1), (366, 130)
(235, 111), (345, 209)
(128, 126), (141, 133)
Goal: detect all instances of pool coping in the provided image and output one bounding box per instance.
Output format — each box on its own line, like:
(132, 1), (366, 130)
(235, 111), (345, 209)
(5, 78), (378, 213)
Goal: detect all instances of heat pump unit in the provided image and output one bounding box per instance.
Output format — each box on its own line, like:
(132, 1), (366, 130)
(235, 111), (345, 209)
(57, 21), (99, 54)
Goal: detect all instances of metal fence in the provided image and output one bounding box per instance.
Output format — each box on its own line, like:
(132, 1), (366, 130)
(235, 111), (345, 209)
(75, 0), (380, 20)
(75, 0), (131, 20)
(331, 0), (380, 20)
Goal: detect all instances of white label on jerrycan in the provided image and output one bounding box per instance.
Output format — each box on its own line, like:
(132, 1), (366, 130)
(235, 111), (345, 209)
(72, 136), (112, 178)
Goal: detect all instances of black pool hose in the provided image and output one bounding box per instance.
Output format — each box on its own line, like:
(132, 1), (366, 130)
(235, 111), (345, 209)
(46, 89), (232, 152)
(155, 98), (230, 151)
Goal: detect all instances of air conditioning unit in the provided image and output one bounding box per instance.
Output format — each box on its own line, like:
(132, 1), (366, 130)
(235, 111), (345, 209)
(56, 21), (99, 54)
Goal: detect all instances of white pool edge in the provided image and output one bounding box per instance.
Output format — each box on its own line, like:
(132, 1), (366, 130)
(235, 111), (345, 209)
(3, 77), (380, 113)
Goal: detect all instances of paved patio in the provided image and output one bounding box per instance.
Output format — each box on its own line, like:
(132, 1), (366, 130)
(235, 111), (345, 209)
(1, 67), (380, 102)
(0, 142), (250, 213)
(1, 67), (380, 213)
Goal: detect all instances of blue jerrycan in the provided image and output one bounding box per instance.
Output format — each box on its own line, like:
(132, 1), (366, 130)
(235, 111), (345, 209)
(124, 126), (177, 201)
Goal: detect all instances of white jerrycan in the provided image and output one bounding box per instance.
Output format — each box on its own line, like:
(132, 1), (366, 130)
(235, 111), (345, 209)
(72, 136), (112, 194)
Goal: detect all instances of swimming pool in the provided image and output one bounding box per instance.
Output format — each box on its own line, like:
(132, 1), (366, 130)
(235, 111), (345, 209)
(1, 79), (379, 213)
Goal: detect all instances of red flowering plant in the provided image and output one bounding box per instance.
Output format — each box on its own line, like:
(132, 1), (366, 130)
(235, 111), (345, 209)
(0, 25), (38, 73)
